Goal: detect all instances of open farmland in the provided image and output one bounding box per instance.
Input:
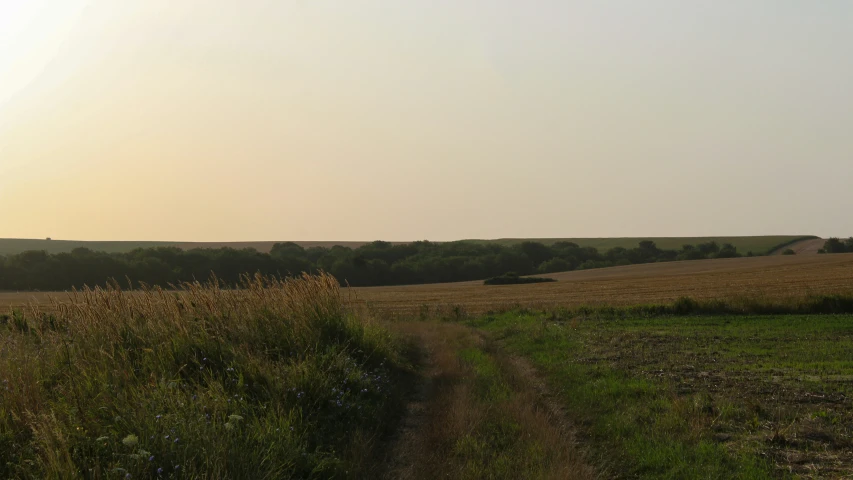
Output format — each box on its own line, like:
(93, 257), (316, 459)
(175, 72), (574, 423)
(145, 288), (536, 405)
(474, 311), (853, 478)
(4, 253), (853, 477)
(4, 253), (853, 315)
(349, 253), (853, 316)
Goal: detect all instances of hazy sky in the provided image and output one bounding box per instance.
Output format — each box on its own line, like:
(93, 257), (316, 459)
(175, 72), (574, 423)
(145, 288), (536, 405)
(1, 1), (852, 241)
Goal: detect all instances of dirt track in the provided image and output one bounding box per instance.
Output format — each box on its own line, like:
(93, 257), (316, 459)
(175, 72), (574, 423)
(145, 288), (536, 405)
(770, 238), (826, 255)
(381, 322), (593, 479)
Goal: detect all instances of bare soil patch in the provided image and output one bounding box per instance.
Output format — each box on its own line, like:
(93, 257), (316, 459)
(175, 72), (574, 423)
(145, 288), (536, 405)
(770, 238), (826, 255)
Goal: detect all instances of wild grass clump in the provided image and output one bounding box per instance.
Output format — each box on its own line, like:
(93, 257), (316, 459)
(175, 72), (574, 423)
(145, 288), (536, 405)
(0, 273), (406, 479)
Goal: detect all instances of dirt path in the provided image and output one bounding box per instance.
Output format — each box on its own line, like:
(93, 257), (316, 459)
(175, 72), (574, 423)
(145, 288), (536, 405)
(381, 321), (594, 480)
(770, 238), (825, 255)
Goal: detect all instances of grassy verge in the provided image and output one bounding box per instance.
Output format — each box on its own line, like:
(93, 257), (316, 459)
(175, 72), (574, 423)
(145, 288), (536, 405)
(0, 273), (410, 479)
(471, 311), (853, 478)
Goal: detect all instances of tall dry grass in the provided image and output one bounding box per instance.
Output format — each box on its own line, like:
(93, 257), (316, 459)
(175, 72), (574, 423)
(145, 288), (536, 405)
(0, 273), (406, 479)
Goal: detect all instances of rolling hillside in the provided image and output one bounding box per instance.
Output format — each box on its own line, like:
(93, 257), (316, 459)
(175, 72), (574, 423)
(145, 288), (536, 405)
(0, 239), (386, 255)
(0, 235), (818, 256)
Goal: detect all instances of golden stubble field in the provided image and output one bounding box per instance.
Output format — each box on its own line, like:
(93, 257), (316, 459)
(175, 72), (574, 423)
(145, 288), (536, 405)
(3, 253), (853, 316)
(347, 253), (853, 315)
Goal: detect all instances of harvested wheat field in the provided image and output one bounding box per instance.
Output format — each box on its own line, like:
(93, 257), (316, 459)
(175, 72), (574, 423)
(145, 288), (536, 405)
(4, 254), (853, 316)
(347, 253), (853, 316)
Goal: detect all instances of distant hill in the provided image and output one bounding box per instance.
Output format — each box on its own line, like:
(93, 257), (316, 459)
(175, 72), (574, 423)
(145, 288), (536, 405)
(466, 236), (818, 256)
(0, 239), (397, 256)
(0, 236), (817, 256)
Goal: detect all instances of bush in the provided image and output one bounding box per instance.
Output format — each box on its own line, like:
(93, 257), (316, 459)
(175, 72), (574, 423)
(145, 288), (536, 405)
(484, 272), (556, 285)
(823, 237), (853, 254)
(782, 249), (796, 255)
(537, 257), (572, 274)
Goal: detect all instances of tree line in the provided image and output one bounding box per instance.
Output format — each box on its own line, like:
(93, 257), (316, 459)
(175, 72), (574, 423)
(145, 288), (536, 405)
(821, 237), (853, 254)
(0, 240), (748, 291)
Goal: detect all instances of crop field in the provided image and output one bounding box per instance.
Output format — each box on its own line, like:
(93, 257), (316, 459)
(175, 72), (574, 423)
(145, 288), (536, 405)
(0, 235), (814, 256)
(3, 253), (853, 316)
(348, 253), (853, 317)
(473, 311), (853, 478)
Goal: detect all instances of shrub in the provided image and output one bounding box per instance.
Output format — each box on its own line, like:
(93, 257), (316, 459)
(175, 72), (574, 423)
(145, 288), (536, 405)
(782, 249), (796, 255)
(537, 258), (572, 274)
(484, 272), (556, 285)
(823, 238), (852, 254)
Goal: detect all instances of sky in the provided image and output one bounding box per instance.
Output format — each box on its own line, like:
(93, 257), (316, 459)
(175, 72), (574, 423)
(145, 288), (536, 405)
(1, 1), (852, 242)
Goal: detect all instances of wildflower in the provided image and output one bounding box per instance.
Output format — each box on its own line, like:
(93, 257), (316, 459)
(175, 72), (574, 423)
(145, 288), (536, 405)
(174, 465), (180, 471)
(155, 415), (162, 420)
(174, 438), (179, 443)
(96, 436), (109, 443)
(157, 467), (163, 475)
(122, 435), (139, 447)
(149, 455), (155, 462)
(126, 475), (132, 479)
